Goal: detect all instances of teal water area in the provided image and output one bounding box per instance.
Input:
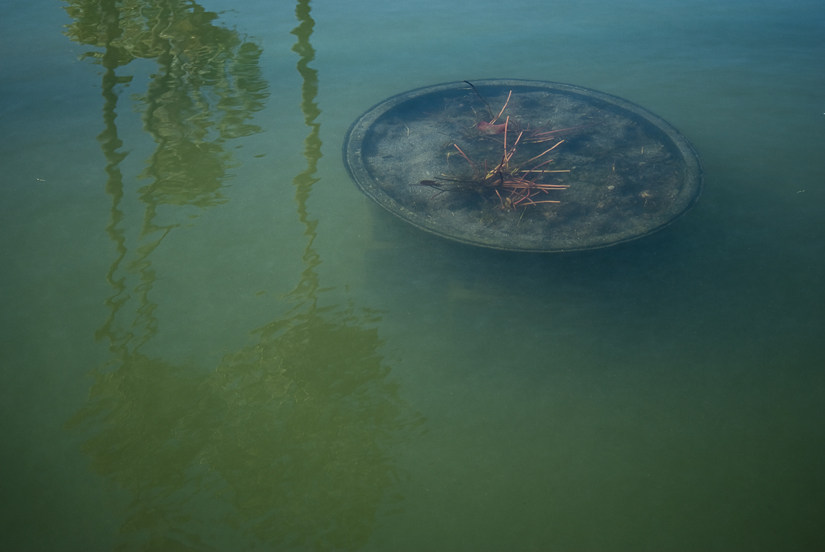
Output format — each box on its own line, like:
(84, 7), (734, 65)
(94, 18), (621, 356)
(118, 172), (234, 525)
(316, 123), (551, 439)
(1, 0), (824, 550)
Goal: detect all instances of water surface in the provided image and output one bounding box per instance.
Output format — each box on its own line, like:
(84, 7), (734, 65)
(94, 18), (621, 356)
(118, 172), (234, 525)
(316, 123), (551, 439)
(1, 0), (824, 550)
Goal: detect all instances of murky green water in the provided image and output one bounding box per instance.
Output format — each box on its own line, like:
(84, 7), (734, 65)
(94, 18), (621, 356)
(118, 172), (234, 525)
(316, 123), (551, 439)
(2, 0), (824, 550)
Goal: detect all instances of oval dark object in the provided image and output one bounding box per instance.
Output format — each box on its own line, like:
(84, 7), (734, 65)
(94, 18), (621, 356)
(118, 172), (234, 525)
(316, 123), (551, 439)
(343, 79), (703, 252)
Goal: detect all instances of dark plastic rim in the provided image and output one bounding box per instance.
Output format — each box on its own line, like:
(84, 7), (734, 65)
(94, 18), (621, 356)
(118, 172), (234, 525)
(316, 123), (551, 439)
(344, 79), (703, 252)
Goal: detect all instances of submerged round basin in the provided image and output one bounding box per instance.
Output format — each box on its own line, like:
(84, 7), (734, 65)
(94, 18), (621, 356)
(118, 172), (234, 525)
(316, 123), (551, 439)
(343, 79), (703, 252)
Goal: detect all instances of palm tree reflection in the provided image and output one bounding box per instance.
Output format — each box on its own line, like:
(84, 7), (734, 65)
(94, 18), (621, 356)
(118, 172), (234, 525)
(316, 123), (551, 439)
(65, 0), (268, 209)
(64, 1), (421, 549)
